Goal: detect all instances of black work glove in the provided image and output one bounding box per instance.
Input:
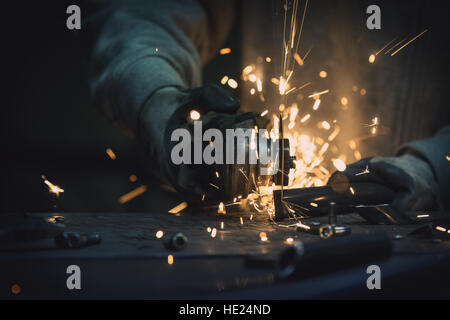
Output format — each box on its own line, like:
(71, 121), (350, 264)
(327, 154), (438, 212)
(139, 84), (255, 204)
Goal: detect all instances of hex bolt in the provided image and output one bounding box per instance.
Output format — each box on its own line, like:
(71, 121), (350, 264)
(164, 233), (188, 251)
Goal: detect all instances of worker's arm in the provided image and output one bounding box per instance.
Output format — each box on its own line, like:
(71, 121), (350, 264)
(86, 1), (239, 201)
(396, 127), (450, 210)
(328, 126), (450, 212)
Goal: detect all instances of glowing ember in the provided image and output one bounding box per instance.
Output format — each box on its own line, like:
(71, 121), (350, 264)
(41, 175), (64, 197)
(168, 201), (188, 214)
(106, 148), (116, 160)
(227, 78), (238, 89)
(220, 76), (229, 85)
(168, 254), (174, 265)
(156, 230), (164, 238)
(118, 185), (147, 204)
(219, 48), (231, 55)
(189, 110), (201, 121)
(218, 202), (226, 214)
(333, 159), (347, 172)
(259, 232), (268, 242)
(312, 99), (321, 110)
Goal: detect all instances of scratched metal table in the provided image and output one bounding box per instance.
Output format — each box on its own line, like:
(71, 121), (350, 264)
(1, 208), (450, 299)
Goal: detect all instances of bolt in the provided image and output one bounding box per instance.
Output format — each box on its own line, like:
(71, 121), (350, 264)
(164, 233), (188, 251)
(328, 202), (337, 225)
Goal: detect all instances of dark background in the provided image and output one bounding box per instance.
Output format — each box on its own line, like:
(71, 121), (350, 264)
(1, 0), (449, 214)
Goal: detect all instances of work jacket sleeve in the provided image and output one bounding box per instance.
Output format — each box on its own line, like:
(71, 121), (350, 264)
(397, 126), (450, 210)
(86, 0), (234, 136)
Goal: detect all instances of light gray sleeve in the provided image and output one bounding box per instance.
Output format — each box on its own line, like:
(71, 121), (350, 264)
(87, 0), (234, 137)
(397, 126), (450, 210)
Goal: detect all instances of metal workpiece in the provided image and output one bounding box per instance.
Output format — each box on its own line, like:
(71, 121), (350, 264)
(54, 232), (102, 249)
(275, 233), (393, 280)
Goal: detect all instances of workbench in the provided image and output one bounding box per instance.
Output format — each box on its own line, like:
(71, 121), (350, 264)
(1, 209), (450, 299)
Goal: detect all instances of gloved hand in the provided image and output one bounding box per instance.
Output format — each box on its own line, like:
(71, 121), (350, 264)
(327, 154), (439, 212)
(139, 84), (255, 204)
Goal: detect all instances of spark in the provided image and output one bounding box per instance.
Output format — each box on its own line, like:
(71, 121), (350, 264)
(266, 57), (272, 62)
(297, 222), (311, 230)
(376, 37), (398, 55)
(243, 65), (254, 75)
(385, 38), (406, 55)
(294, 53), (304, 66)
(312, 99), (321, 110)
(333, 159), (346, 172)
(369, 54), (376, 63)
(308, 89), (329, 98)
(360, 89), (367, 95)
(310, 202), (318, 207)
(206, 227), (212, 233)
(218, 202), (226, 214)
(300, 114), (311, 123)
(41, 175), (64, 197)
(250, 88), (255, 95)
(348, 140), (357, 150)
(118, 185), (147, 204)
(249, 74), (257, 82)
(349, 186), (355, 195)
(168, 254), (174, 265)
(209, 183), (220, 189)
(259, 232), (268, 242)
(417, 214), (430, 218)
(220, 76), (229, 85)
(436, 226), (447, 232)
(106, 148), (116, 160)
(321, 121), (331, 130)
(340, 97), (348, 106)
(260, 110), (269, 117)
(220, 48), (231, 55)
(319, 70), (327, 78)
(156, 230), (164, 238)
(250, 214), (253, 221)
(211, 228), (217, 238)
(220, 221), (224, 230)
(355, 165), (370, 176)
(215, 171), (220, 178)
(168, 201), (188, 214)
(391, 29), (428, 56)
(328, 126), (341, 141)
(227, 78), (238, 89)
(256, 79), (263, 92)
(286, 237), (294, 244)
(446, 156), (450, 161)
(189, 110), (201, 121)
(129, 174), (137, 182)
(240, 217), (244, 225)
